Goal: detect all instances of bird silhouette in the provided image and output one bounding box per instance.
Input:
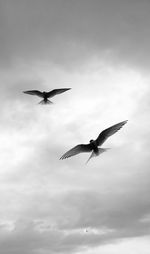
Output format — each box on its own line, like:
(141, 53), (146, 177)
(60, 120), (128, 163)
(23, 88), (71, 104)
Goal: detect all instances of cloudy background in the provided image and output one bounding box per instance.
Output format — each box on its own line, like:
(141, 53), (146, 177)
(0, 0), (150, 253)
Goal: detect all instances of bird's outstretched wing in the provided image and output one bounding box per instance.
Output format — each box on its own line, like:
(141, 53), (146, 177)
(47, 88), (71, 98)
(60, 144), (92, 160)
(95, 120), (128, 146)
(23, 90), (43, 98)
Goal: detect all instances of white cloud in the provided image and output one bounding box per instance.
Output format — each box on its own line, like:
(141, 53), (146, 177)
(0, 60), (149, 253)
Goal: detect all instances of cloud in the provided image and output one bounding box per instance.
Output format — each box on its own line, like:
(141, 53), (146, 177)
(0, 0), (150, 71)
(0, 184), (150, 254)
(0, 1), (150, 253)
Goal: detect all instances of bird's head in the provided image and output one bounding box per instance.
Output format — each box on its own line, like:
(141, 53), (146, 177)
(43, 91), (46, 95)
(90, 139), (94, 143)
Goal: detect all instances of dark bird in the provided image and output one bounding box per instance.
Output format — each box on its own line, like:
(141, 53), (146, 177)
(23, 88), (71, 104)
(60, 120), (128, 163)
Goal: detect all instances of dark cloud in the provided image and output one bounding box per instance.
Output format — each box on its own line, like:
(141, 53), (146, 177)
(0, 0), (150, 70)
(1, 185), (150, 254)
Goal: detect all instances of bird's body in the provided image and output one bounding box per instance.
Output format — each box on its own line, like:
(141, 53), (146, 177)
(23, 88), (71, 104)
(43, 92), (47, 100)
(60, 120), (128, 163)
(89, 140), (98, 154)
(40, 92), (53, 104)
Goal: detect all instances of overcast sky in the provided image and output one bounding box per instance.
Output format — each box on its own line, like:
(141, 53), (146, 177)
(0, 0), (150, 253)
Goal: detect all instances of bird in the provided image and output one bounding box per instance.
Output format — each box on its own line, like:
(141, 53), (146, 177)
(23, 88), (71, 104)
(60, 120), (128, 163)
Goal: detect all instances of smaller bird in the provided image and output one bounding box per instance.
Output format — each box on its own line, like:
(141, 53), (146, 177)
(60, 120), (128, 163)
(23, 88), (71, 104)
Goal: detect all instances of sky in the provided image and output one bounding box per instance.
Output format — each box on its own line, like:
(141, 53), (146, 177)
(0, 0), (150, 253)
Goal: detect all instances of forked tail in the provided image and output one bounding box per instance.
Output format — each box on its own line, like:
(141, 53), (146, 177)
(38, 99), (53, 105)
(86, 148), (110, 164)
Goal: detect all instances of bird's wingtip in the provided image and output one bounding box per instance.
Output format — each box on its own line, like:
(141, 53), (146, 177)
(121, 120), (128, 124)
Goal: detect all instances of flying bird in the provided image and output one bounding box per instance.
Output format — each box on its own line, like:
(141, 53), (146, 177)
(23, 88), (71, 104)
(60, 120), (128, 163)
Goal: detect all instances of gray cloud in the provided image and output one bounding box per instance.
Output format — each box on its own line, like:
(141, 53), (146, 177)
(0, 0), (150, 70)
(1, 185), (150, 254)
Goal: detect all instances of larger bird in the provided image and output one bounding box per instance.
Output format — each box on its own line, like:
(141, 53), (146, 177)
(23, 88), (71, 104)
(60, 120), (128, 163)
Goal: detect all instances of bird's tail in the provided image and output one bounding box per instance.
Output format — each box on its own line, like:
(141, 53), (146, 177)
(38, 99), (53, 105)
(86, 148), (110, 164)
